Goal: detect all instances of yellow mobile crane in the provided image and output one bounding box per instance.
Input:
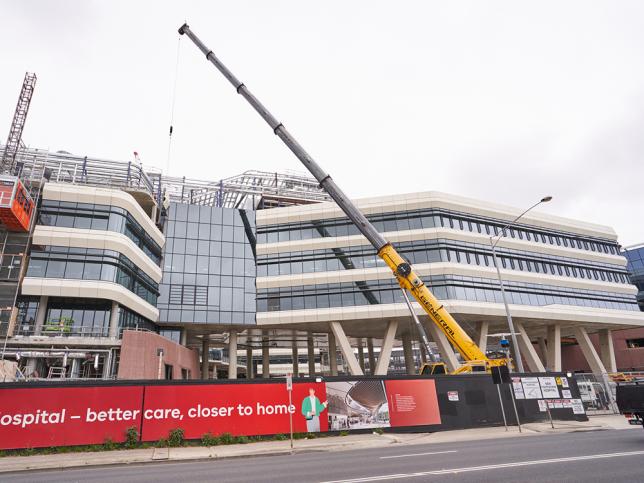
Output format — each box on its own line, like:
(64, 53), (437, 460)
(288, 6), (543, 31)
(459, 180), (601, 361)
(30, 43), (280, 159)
(178, 24), (509, 374)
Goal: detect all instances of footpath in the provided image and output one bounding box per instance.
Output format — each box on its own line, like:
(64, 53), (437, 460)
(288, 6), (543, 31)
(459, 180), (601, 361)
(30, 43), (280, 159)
(0, 414), (635, 474)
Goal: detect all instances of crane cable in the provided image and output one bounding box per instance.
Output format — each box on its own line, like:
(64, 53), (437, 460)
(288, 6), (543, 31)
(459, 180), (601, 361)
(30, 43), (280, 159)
(166, 35), (182, 175)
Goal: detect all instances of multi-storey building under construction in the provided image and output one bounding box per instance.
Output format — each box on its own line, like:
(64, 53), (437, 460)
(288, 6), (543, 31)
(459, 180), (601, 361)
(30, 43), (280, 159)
(1, 145), (643, 382)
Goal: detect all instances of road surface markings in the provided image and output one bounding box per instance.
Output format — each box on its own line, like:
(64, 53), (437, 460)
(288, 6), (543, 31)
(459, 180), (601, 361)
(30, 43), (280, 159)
(379, 450), (457, 459)
(321, 450), (644, 482)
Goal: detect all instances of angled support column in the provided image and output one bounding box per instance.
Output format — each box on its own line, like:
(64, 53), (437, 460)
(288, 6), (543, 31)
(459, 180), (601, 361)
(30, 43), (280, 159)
(423, 321), (459, 372)
(514, 321), (545, 372)
(328, 331), (338, 376)
(475, 321), (489, 353)
(598, 329), (617, 373)
(367, 338), (376, 375)
(546, 324), (561, 371)
(401, 333), (415, 375)
(329, 321), (364, 376)
(573, 326), (607, 374)
(228, 331), (237, 379)
(374, 320), (399, 375)
(538, 337), (548, 364)
(356, 338), (365, 373)
(307, 332), (316, 377)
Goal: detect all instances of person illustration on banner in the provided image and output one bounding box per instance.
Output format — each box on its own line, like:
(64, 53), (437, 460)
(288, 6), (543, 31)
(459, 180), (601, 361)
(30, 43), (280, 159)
(301, 387), (328, 432)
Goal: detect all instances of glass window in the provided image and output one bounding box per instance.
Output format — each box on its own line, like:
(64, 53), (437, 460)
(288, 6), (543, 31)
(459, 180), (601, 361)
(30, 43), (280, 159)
(185, 239), (198, 255)
(46, 260), (66, 278)
(65, 261), (84, 279)
(184, 255), (197, 273)
(27, 258), (46, 277)
(198, 223), (210, 240)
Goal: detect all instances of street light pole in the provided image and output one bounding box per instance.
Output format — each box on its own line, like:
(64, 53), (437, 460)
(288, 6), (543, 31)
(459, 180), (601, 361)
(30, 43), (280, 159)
(490, 196), (552, 374)
(490, 246), (523, 372)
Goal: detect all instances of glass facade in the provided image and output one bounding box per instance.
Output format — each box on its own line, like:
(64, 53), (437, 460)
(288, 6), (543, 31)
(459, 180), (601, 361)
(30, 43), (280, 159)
(624, 245), (644, 311)
(38, 200), (162, 265)
(26, 245), (159, 305)
(157, 203), (256, 325)
(13, 297), (40, 335)
(257, 208), (637, 315)
(13, 296), (158, 337)
(119, 306), (158, 332)
(258, 275), (639, 312)
(42, 298), (112, 337)
(258, 238), (630, 283)
(257, 207), (621, 255)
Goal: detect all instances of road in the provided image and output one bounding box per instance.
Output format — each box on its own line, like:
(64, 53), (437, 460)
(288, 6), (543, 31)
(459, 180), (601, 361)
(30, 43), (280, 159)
(3, 429), (644, 482)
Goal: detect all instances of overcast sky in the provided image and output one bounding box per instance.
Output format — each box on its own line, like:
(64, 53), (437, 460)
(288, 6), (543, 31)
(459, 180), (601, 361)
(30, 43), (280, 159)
(2, 1), (643, 245)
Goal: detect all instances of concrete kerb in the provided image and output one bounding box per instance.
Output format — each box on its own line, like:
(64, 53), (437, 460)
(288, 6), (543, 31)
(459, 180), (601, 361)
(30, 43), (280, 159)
(0, 417), (634, 474)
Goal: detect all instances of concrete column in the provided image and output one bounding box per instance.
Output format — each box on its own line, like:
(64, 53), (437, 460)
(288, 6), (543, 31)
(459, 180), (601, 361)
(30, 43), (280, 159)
(374, 320), (399, 375)
(367, 338), (376, 375)
(228, 331), (237, 379)
(328, 331), (338, 376)
(573, 326), (607, 374)
(514, 321), (546, 372)
(246, 331), (254, 379)
(329, 321), (364, 375)
(108, 301), (120, 339)
(291, 330), (299, 377)
(475, 321), (489, 353)
(538, 337), (548, 365)
(201, 338), (210, 380)
(356, 338), (365, 373)
(546, 324), (562, 371)
(598, 329), (617, 373)
(262, 331), (270, 379)
(33, 295), (48, 335)
(402, 333), (415, 375)
(423, 321), (459, 372)
(180, 329), (188, 346)
(307, 332), (316, 377)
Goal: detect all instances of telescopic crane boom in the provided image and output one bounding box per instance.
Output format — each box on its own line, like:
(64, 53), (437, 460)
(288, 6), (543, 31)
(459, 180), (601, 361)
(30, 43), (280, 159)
(178, 23), (507, 373)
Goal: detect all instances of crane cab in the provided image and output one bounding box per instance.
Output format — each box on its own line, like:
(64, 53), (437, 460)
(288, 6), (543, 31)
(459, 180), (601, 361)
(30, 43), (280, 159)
(0, 176), (34, 232)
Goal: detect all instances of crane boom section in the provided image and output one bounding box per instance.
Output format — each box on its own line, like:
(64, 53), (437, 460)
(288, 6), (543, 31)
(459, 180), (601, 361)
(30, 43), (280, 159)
(178, 24), (500, 367)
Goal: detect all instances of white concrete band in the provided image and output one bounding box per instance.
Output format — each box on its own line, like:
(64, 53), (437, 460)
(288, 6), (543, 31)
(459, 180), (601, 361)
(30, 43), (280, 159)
(21, 277), (159, 321)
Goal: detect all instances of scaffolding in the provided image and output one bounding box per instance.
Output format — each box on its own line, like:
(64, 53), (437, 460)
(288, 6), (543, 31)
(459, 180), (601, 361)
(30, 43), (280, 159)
(2, 145), (329, 211)
(164, 170), (330, 209)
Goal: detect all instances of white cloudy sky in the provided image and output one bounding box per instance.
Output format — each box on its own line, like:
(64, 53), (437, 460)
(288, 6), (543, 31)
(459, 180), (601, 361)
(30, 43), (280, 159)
(2, 1), (643, 245)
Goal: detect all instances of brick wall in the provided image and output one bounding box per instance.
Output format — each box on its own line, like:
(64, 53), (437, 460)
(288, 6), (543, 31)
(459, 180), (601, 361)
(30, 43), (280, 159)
(117, 330), (200, 380)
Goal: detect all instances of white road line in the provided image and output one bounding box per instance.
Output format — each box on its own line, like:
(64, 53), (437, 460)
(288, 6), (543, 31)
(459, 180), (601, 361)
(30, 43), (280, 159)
(379, 450), (457, 460)
(320, 450), (644, 483)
